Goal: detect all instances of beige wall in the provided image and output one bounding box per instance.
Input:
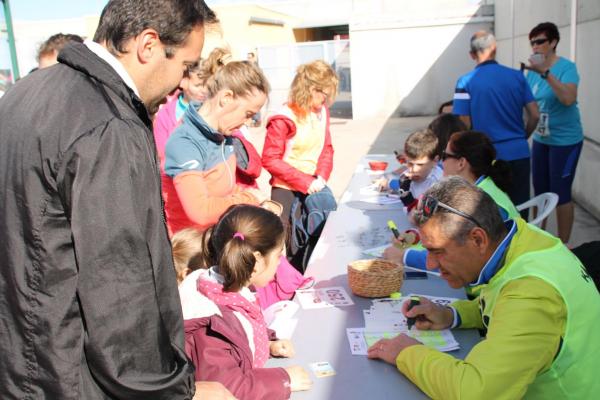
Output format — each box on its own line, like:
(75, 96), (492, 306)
(11, 5), (297, 74)
(203, 5), (298, 60)
(495, 0), (600, 219)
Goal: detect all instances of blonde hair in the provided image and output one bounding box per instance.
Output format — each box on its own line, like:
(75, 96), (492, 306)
(288, 60), (338, 120)
(193, 47), (232, 83)
(171, 228), (209, 284)
(203, 60), (270, 99)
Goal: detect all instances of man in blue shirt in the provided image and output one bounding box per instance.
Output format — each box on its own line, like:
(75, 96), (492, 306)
(453, 31), (539, 213)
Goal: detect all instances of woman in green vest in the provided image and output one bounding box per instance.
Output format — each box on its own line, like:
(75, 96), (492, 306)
(442, 130), (520, 220)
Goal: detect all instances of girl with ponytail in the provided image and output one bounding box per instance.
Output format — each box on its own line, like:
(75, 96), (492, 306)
(179, 205), (312, 399)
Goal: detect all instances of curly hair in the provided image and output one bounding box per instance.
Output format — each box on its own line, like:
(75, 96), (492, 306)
(288, 60), (338, 121)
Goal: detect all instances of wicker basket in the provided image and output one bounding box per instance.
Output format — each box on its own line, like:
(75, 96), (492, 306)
(347, 259), (404, 298)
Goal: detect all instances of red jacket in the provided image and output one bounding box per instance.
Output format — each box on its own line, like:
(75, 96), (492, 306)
(232, 130), (262, 190)
(262, 108), (334, 194)
(184, 309), (291, 400)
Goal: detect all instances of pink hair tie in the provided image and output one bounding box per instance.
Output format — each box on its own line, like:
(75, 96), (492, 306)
(233, 232), (245, 241)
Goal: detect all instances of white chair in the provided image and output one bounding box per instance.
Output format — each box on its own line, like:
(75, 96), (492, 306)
(516, 192), (559, 227)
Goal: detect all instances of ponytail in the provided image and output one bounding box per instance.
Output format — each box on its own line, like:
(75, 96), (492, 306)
(487, 159), (512, 194)
(219, 237), (257, 292)
(204, 60), (270, 100)
(448, 130), (512, 193)
(211, 205), (285, 292)
(195, 47), (231, 84)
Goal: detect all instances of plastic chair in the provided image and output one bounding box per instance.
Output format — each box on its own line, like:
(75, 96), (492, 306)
(516, 192), (559, 227)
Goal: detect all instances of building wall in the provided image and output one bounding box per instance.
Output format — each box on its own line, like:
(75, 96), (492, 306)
(495, 0), (600, 218)
(10, 5), (296, 74)
(204, 5), (298, 60)
(348, 0), (493, 119)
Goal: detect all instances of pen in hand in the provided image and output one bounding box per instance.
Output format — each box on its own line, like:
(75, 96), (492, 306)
(406, 296), (420, 330)
(387, 220), (400, 239)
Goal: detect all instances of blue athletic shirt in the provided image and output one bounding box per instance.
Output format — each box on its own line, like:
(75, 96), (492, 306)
(526, 57), (583, 146)
(453, 60), (535, 161)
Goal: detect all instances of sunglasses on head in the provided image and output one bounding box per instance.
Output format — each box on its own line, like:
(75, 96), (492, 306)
(420, 195), (482, 228)
(530, 38), (549, 46)
(441, 150), (461, 161)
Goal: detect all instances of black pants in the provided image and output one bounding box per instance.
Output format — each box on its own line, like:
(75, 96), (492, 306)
(506, 157), (530, 220)
(271, 187), (314, 274)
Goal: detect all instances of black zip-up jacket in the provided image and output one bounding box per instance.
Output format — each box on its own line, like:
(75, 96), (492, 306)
(0, 43), (195, 399)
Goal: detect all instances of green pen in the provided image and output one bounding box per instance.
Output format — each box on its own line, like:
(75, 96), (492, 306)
(387, 220), (400, 239)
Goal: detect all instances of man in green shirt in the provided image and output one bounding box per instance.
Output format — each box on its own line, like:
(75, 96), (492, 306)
(368, 176), (600, 399)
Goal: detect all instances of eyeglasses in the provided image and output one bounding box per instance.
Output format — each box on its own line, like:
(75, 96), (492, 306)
(530, 38), (549, 46)
(441, 150), (461, 161)
(315, 88), (329, 99)
(420, 195), (482, 228)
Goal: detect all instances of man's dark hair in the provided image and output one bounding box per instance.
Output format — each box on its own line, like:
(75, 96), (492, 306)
(413, 176), (506, 244)
(529, 22), (560, 51)
(94, 0), (218, 57)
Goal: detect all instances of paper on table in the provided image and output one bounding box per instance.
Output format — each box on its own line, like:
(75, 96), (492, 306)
(346, 328), (459, 355)
(347, 294), (461, 355)
(263, 300), (300, 339)
(362, 244), (388, 258)
(359, 184), (382, 196)
(361, 195), (402, 205)
(295, 286), (354, 309)
(263, 300), (299, 325)
(270, 318), (298, 340)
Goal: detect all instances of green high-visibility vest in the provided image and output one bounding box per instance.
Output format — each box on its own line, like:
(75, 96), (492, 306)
(477, 176), (520, 219)
(466, 177), (521, 298)
(479, 218), (600, 399)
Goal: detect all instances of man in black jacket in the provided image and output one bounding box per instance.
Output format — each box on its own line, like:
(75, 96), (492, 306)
(0, 1), (236, 399)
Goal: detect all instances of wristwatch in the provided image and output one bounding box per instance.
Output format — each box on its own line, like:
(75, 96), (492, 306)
(540, 69), (550, 79)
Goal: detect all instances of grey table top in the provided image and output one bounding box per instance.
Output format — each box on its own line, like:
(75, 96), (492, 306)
(267, 155), (481, 399)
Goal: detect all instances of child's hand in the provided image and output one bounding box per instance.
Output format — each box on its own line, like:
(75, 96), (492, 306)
(374, 177), (389, 191)
(383, 244), (406, 265)
(270, 339), (295, 358)
(285, 366), (313, 392)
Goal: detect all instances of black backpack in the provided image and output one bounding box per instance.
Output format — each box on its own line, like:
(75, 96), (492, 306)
(289, 186), (337, 272)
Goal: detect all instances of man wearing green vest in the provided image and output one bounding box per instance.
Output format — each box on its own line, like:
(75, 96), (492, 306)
(368, 176), (600, 399)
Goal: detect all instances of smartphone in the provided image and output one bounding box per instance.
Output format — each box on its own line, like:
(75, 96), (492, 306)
(405, 270), (428, 280)
(530, 53), (545, 65)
